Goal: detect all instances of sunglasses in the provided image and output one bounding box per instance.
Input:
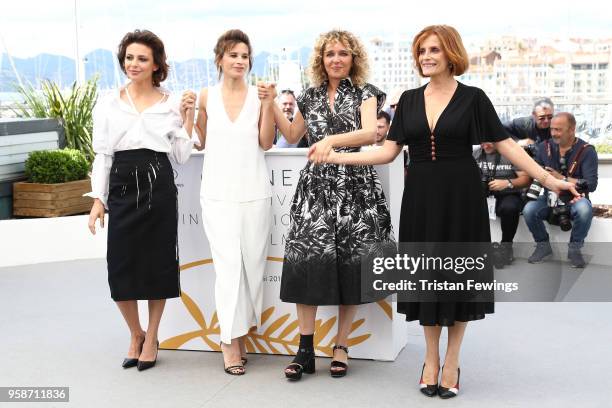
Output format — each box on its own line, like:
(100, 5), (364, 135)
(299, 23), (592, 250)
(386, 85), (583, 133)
(280, 89), (295, 96)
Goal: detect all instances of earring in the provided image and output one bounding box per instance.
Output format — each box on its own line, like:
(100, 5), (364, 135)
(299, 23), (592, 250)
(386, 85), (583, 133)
(448, 63), (454, 70)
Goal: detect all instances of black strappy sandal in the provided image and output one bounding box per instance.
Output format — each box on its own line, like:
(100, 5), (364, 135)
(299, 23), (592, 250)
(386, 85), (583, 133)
(220, 341), (246, 375)
(284, 347), (315, 381)
(330, 345), (349, 378)
(224, 363), (245, 376)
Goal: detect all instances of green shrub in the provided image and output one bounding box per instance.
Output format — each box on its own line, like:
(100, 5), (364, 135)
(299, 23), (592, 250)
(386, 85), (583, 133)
(25, 149), (89, 184)
(595, 143), (612, 154)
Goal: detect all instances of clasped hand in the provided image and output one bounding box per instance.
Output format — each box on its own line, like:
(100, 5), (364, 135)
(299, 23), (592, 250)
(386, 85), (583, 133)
(257, 82), (277, 104)
(180, 90), (196, 123)
(307, 139), (335, 164)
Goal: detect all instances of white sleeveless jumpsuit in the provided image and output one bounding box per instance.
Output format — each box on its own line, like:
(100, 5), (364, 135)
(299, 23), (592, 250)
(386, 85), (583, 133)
(200, 84), (272, 344)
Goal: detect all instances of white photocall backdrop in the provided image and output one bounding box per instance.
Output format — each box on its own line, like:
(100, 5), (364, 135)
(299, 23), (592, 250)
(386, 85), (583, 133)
(156, 149), (407, 361)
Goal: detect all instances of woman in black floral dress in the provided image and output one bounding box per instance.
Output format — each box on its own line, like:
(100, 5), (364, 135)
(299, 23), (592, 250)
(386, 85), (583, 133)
(263, 29), (394, 380)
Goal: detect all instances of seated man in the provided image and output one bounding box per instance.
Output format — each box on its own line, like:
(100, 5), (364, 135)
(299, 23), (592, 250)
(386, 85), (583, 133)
(474, 142), (531, 264)
(504, 97), (554, 146)
(523, 112), (598, 268)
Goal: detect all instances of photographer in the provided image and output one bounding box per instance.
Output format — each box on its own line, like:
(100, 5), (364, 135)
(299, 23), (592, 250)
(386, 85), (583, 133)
(523, 112), (598, 267)
(504, 97), (554, 146)
(474, 142), (531, 265)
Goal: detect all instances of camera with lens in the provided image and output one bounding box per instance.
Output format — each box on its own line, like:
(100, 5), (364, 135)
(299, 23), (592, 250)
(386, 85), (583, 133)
(547, 179), (589, 231)
(481, 174), (493, 196)
(525, 178), (544, 200)
(523, 144), (538, 158)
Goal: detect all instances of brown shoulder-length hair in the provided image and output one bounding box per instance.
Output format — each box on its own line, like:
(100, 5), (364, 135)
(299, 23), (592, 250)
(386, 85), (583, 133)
(309, 29), (369, 87)
(213, 29), (253, 79)
(117, 30), (169, 87)
(412, 25), (469, 77)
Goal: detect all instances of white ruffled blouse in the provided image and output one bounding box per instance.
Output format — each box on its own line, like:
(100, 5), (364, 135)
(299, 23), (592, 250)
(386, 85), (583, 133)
(85, 85), (198, 207)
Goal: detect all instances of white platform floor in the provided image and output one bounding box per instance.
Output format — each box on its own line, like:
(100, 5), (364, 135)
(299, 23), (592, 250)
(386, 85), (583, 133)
(1, 258), (611, 408)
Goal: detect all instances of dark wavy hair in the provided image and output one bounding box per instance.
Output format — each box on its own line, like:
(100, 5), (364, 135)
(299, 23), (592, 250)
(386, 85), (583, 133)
(117, 29), (169, 87)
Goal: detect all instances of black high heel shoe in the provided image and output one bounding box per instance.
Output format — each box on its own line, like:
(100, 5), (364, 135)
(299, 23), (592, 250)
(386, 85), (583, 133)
(330, 345), (349, 378)
(137, 340), (159, 371)
(438, 366), (460, 399)
(419, 363), (439, 397)
(122, 335), (145, 369)
(285, 347), (315, 381)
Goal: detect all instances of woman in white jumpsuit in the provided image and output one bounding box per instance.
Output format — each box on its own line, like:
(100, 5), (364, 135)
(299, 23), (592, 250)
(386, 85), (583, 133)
(191, 29), (275, 375)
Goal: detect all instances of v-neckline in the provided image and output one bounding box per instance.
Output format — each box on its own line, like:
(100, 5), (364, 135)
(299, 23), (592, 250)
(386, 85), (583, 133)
(323, 78), (350, 115)
(124, 84), (167, 114)
(221, 85), (249, 124)
(422, 81), (460, 135)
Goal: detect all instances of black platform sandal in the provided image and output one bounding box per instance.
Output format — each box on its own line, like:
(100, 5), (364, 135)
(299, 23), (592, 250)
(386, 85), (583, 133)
(330, 345), (349, 378)
(285, 347), (315, 381)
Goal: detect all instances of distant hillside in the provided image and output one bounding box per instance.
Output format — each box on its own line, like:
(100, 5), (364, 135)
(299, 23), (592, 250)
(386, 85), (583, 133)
(1, 46), (312, 92)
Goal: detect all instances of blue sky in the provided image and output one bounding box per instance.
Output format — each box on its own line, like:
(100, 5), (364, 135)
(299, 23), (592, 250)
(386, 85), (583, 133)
(1, 0), (611, 61)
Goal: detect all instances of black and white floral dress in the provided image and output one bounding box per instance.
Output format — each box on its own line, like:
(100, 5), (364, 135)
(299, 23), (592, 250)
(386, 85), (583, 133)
(280, 78), (395, 305)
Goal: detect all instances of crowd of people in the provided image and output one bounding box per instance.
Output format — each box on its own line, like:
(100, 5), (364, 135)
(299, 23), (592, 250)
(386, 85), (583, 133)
(85, 24), (592, 400)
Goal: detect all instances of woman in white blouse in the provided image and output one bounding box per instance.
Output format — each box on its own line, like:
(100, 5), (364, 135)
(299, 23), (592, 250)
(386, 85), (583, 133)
(190, 29), (275, 375)
(87, 30), (197, 371)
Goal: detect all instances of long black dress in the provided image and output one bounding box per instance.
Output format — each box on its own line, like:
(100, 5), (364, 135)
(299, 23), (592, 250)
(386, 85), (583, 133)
(387, 82), (509, 326)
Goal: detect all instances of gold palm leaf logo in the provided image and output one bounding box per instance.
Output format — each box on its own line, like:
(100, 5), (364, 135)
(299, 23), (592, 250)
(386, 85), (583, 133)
(161, 257), (393, 356)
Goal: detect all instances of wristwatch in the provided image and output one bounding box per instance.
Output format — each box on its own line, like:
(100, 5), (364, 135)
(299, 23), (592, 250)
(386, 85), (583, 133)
(506, 180), (514, 189)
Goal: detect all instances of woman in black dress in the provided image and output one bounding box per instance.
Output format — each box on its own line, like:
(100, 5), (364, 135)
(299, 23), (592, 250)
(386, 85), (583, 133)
(265, 29), (394, 380)
(87, 30), (197, 371)
(314, 25), (579, 397)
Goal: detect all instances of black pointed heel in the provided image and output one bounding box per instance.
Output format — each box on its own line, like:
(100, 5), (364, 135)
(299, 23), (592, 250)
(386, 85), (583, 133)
(122, 335), (145, 369)
(419, 363), (439, 397)
(285, 347), (315, 381)
(330, 345), (349, 378)
(438, 366), (460, 399)
(137, 340), (159, 371)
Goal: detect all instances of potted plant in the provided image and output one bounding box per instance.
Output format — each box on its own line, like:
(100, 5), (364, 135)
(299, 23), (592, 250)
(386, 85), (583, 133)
(14, 76), (99, 162)
(13, 149), (92, 217)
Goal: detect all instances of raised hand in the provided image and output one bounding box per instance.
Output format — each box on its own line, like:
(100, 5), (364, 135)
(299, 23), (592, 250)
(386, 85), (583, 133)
(257, 82), (277, 104)
(181, 90), (196, 123)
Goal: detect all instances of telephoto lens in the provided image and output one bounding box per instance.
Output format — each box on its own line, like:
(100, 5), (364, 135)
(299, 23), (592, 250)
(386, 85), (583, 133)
(526, 179), (544, 200)
(551, 206), (573, 231)
(481, 174), (491, 196)
(523, 144), (538, 158)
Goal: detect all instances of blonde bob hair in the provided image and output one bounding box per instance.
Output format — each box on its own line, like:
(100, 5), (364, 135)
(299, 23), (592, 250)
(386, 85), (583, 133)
(309, 29), (369, 87)
(412, 25), (469, 77)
